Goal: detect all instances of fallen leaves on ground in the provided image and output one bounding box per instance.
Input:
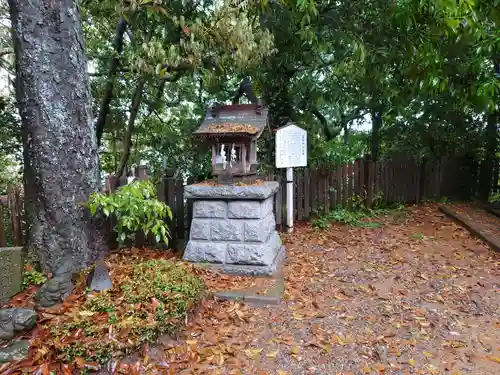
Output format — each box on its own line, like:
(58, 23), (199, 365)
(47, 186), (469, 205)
(2, 204), (500, 375)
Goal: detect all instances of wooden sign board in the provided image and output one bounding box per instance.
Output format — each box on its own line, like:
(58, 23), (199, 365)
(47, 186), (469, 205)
(275, 124), (307, 168)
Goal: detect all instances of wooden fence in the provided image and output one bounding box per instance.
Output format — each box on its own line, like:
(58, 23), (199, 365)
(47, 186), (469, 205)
(0, 186), (23, 247)
(1, 155), (497, 248)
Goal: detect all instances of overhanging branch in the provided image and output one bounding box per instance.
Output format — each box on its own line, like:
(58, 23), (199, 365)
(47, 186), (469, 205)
(95, 19), (128, 147)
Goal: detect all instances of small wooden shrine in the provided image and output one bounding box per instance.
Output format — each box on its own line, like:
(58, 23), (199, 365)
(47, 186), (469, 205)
(192, 79), (268, 178)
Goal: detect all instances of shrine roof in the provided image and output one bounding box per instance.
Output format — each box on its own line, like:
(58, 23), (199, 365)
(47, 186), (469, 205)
(194, 103), (268, 139)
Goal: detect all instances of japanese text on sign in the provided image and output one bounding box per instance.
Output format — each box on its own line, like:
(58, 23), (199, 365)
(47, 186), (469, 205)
(275, 124), (307, 168)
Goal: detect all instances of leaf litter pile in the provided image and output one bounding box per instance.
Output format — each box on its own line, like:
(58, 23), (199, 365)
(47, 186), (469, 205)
(2, 204), (500, 374)
(204, 123), (260, 134)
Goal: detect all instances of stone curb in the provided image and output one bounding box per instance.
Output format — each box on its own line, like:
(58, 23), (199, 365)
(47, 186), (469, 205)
(214, 291), (282, 305)
(439, 205), (500, 253)
(478, 203), (500, 219)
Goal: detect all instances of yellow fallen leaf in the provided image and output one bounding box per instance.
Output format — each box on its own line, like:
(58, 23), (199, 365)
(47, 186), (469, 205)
(267, 349), (278, 358)
(409, 359), (415, 366)
(423, 351), (434, 358)
(244, 348), (263, 358)
(78, 310), (95, 316)
(277, 371), (289, 375)
(487, 355), (500, 363)
(293, 311), (305, 320)
(290, 346), (300, 355)
(361, 366), (371, 373)
(319, 343), (331, 353)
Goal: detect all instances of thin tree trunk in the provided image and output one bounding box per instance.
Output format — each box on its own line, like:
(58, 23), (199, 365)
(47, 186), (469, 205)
(114, 78), (146, 188)
(95, 19), (127, 147)
(343, 123), (349, 145)
(371, 108), (382, 161)
(312, 108), (333, 140)
(9, 0), (106, 272)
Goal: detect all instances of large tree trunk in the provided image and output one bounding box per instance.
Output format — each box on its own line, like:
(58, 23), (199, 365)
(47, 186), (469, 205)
(9, 0), (106, 273)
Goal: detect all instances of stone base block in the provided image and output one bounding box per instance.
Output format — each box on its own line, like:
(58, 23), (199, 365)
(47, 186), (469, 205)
(0, 247), (23, 304)
(183, 182), (284, 276)
(195, 246), (285, 276)
(227, 231), (281, 266)
(223, 245), (285, 276)
(184, 242), (226, 264)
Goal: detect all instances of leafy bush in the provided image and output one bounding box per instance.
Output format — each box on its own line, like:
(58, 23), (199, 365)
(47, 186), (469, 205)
(313, 207), (374, 228)
(51, 259), (205, 364)
(87, 180), (172, 245)
(312, 198), (406, 229)
(22, 264), (46, 289)
(490, 191), (500, 203)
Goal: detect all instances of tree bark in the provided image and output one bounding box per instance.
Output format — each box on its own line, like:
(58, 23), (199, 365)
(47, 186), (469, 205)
(95, 19), (127, 148)
(9, 0), (106, 273)
(371, 108), (382, 161)
(114, 78), (146, 188)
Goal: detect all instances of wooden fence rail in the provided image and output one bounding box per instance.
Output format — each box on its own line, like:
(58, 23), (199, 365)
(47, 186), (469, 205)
(1, 155), (497, 248)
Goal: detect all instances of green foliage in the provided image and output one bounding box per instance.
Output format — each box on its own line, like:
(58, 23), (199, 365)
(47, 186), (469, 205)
(490, 191), (500, 203)
(310, 132), (369, 166)
(312, 207), (377, 229)
(87, 180), (172, 245)
(22, 264), (46, 289)
(52, 259), (205, 364)
(312, 193), (407, 229)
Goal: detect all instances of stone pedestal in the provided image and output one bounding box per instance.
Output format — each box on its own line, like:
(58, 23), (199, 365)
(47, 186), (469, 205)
(0, 247), (23, 304)
(183, 181), (284, 276)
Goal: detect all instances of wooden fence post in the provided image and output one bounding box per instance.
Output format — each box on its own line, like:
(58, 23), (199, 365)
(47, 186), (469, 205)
(363, 155), (374, 209)
(186, 176), (194, 238)
(0, 204), (5, 247)
(175, 180), (185, 241)
(165, 177), (176, 248)
(7, 187), (22, 247)
(417, 157), (427, 203)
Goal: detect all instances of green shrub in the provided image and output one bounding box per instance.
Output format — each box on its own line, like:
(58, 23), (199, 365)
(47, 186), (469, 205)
(313, 207), (372, 228)
(87, 180), (172, 245)
(51, 259), (205, 364)
(490, 191), (500, 203)
(22, 264), (46, 289)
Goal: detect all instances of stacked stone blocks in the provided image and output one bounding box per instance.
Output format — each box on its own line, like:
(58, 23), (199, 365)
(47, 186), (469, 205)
(183, 182), (284, 275)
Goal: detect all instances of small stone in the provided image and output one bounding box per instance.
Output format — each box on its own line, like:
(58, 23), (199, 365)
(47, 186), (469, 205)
(12, 308), (37, 331)
(0, 340), (30, 363)
(0, 308), (37, 341)
(36, 275), (74, 307)
(87, 260), (112, 292)
(0, 322), (14, 341)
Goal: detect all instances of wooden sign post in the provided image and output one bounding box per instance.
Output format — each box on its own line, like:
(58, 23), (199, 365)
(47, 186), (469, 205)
(275, 123), (307, 233)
